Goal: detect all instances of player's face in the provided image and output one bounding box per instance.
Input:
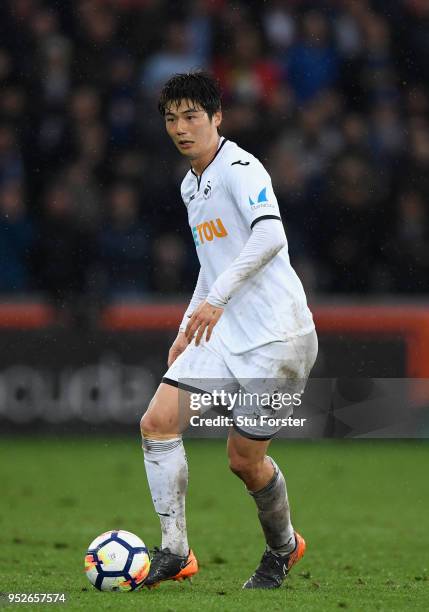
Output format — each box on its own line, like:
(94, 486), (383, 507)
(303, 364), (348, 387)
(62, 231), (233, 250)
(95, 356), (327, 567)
(164, 99), (222, 160)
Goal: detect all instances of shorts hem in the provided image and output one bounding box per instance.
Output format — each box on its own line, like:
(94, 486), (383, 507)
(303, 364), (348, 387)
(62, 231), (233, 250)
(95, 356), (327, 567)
(232, 421), (275, 441)
(162, 377), (210, 395)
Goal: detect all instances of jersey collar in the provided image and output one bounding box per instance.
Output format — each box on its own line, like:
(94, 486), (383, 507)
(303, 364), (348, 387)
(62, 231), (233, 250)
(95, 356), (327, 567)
(190, 137), (228, 189)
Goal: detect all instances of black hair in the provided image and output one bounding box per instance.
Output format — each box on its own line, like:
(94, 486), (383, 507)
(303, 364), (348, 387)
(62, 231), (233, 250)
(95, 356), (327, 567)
(158, 71), (222, 119)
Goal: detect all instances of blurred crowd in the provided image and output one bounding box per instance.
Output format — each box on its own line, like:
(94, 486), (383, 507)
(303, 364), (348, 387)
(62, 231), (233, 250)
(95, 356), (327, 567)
(1, 0), (429, 318)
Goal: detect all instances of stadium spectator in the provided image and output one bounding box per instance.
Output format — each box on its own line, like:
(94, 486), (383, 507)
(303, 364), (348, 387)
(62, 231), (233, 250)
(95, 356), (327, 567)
(142, 21), (205, 93)
(285, 11), (340, 103)
(97, 183), (151, 297)
(263, 1), (297, 53)
(0, 181), (34, 293)
(73, 1), (119, 86)
(403, 117), (429, 201)
(0, 125), (24, 185)
(31, 183), (93, 315)
(107, 51), (138, 149)
(391, 190), (429, 293)
(60, 161), (101, 231)
(320, 152), (386, 293)
(151, 233), (188, 294)
(213, 24), (282, 108)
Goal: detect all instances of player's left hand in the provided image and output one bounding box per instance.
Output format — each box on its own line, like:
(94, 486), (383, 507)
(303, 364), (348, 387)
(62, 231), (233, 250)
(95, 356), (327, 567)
(185, 301), (224, 346)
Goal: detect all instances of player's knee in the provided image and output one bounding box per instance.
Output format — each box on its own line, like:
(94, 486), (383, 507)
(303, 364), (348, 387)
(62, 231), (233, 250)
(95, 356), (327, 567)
(140, 413), (153, 437)
(140, 397), (159, 436)
(140, 413), (152, 436)
(140, 392), (181, 438)
(228, 453), (262, 481)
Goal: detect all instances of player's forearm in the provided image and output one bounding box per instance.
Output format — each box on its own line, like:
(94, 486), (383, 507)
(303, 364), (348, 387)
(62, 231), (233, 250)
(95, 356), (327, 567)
(207, 219), (287, 307)
(179, 267), (210, 332)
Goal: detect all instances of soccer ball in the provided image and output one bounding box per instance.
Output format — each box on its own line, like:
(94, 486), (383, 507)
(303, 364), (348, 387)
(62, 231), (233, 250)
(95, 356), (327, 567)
(84, 530), (150, 591)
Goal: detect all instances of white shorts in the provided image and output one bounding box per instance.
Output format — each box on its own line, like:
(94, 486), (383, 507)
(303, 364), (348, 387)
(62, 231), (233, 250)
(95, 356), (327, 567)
(163, 329), (318, 439)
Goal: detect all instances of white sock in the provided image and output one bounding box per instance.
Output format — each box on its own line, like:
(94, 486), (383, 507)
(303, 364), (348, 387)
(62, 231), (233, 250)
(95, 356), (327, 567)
(142, 436), (189, 557)
(249, 457), (295, 556)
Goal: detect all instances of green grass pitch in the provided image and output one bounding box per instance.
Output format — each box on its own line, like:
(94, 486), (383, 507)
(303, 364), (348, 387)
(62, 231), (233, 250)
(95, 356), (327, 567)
(0, 436), (428, 611)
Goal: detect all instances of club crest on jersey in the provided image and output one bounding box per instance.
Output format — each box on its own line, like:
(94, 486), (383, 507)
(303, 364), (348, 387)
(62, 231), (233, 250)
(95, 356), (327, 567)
(203, 181), (212, 199)
(192, 217), (228, 247)
(248, 186), (274, 209)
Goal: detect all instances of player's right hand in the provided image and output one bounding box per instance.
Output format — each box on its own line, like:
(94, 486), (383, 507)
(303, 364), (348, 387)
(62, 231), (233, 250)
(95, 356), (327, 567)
(167, 331), (189, 367)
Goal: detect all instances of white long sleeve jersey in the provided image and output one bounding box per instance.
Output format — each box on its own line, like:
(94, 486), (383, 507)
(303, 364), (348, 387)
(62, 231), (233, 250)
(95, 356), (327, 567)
(180, 137), (315, 355)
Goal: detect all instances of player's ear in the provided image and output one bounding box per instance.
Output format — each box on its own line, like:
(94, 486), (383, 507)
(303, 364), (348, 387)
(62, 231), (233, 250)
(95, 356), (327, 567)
(213, 110), (222, 129)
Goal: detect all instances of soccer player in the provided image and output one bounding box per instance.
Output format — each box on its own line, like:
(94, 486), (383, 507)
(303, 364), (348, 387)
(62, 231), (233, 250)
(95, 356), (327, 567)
(140, 72), (318, 589)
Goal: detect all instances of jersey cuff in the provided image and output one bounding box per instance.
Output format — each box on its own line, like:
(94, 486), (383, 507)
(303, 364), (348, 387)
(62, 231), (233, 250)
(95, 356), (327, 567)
(250, 215), (281, 230)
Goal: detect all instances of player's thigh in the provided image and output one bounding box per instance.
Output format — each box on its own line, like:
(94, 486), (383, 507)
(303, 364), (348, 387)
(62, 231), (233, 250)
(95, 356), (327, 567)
(140, 382), (192, 437)
(225, 330), (318, 440)
(141, 333), (232, 437)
